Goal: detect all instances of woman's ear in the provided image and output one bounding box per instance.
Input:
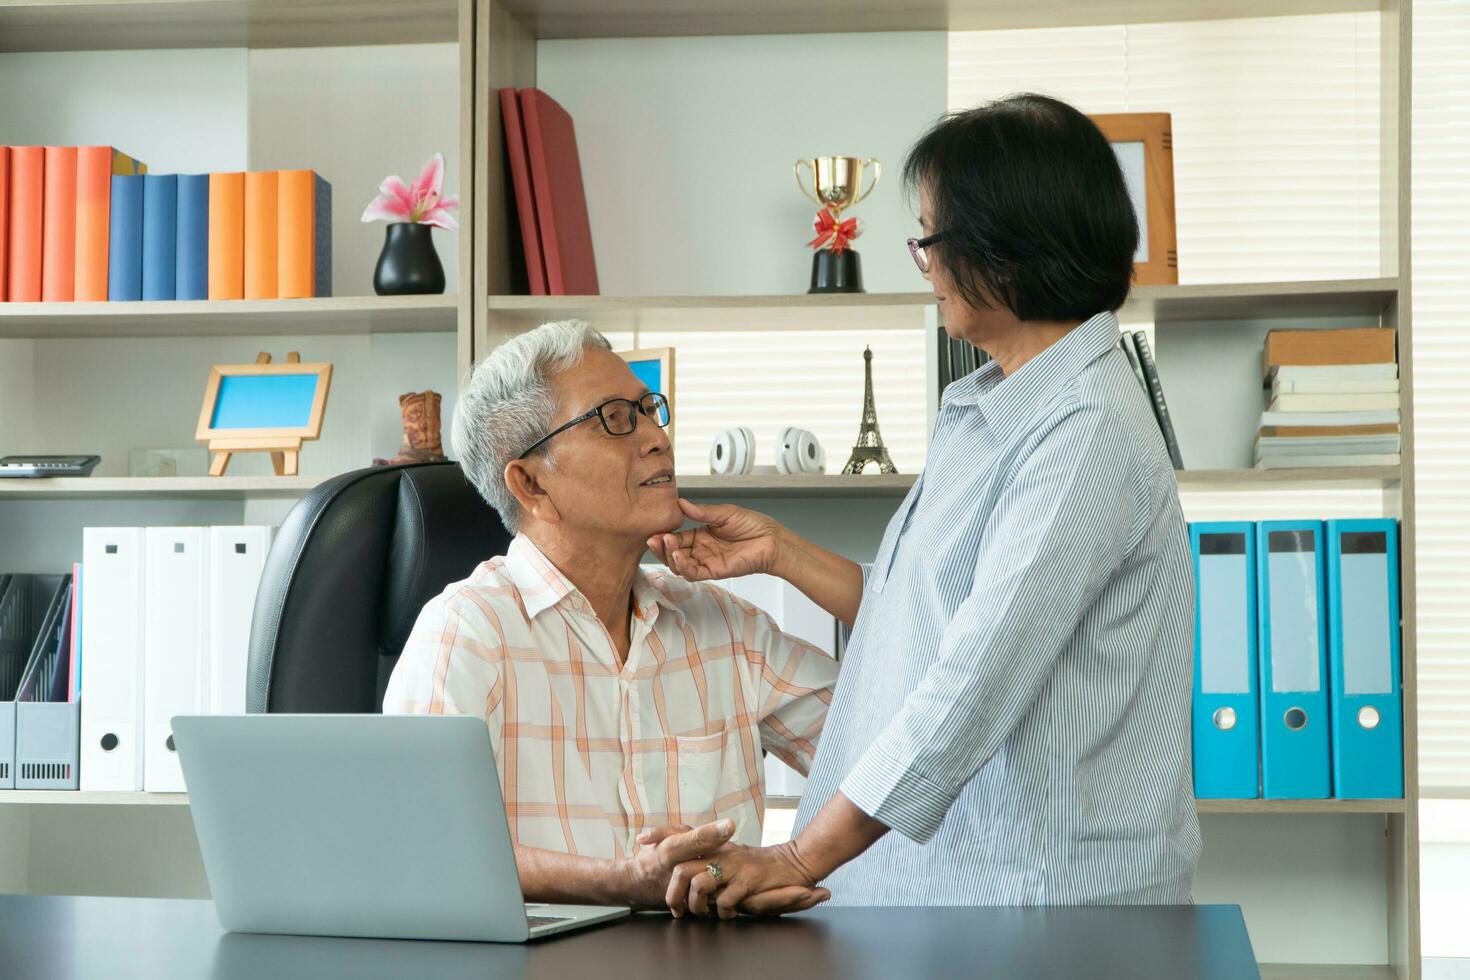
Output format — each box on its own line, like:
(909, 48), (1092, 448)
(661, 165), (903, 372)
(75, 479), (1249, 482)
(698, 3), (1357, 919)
(505, 458), (562, 527)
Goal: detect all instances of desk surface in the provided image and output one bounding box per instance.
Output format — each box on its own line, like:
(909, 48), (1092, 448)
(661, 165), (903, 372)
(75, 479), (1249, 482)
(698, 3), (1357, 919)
(0, 895), (1258, 980)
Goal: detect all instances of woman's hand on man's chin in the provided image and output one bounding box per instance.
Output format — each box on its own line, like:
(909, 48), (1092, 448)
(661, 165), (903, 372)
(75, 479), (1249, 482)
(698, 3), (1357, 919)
(646, 498), (790, 583)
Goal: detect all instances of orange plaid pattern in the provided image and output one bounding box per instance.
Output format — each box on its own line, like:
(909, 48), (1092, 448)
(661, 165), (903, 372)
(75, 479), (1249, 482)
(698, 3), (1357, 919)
(382, 534), (838, 859)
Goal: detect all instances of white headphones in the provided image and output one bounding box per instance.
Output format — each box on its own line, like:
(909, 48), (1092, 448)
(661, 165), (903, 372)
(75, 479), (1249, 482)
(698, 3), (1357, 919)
(776, 426), (827, 475)
(709, 427), (826, 475)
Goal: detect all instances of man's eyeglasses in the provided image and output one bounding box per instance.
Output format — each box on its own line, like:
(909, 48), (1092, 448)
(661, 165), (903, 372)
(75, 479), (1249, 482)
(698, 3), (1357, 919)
(516, 392), (672, 460)
(907, 232), (945, 274)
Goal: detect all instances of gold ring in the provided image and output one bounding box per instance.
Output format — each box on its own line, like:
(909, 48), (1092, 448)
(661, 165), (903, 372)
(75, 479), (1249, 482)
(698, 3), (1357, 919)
(706, 862), (725, 882)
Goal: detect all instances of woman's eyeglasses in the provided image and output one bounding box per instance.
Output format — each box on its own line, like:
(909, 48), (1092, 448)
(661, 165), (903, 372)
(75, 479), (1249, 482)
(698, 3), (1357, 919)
(906, 233), (945, 274)
(516, 392), (672, 460)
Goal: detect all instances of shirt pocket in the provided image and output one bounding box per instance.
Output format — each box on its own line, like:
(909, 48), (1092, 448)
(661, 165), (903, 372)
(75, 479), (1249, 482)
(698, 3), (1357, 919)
(672, 729), (727, 823)
(868, 473), (926, 595)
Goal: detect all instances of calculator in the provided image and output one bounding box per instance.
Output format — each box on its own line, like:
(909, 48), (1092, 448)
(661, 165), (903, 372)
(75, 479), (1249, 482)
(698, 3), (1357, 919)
(0, 455), (102, 478)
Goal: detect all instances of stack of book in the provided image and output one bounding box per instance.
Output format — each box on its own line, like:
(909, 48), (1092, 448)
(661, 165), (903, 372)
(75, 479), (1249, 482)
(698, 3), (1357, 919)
(2, 145), (330, 303)
(1256, 327), (1400, 469)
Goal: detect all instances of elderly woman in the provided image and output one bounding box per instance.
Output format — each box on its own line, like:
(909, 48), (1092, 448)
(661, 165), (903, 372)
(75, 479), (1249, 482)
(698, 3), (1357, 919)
(651, 93), (1201, 917)
(384, 322), (838, 913)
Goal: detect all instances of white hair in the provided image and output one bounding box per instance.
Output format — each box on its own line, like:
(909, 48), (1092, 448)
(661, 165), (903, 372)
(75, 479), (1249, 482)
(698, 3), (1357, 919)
(451, 319), (612, 532)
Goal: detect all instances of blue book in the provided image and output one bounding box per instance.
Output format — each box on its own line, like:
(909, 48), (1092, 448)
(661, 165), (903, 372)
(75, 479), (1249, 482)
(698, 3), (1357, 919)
(1190, 522), (1261, 799)
(1256, 522), (1332, 799)
(1326, 519), (1404, 799)
(107, 174), (145, 301)
(141, 174), (178, 301)
(175, 174), (209, 300)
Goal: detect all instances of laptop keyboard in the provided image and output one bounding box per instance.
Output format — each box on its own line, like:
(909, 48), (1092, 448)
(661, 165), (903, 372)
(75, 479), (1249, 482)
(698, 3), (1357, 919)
(527, 915), (571, 929)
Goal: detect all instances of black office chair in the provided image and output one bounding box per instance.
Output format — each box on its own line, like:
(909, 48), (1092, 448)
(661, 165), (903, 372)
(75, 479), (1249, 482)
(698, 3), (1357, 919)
(245, 462), (513, 714)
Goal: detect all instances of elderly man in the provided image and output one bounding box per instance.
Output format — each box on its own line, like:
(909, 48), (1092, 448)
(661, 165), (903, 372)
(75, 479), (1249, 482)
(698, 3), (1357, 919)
(383, 319), (839, 914)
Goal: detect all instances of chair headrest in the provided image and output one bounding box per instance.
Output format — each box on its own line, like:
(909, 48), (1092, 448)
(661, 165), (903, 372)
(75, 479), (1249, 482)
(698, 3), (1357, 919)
(246, 462), (511, 713)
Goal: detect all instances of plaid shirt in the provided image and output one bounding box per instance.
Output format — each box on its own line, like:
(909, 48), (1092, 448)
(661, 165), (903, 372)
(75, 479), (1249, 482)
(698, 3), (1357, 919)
(383, 534), (838, 859)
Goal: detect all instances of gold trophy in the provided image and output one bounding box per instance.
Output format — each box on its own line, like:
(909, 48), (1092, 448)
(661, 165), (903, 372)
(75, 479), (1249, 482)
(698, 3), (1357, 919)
(795, 156), (880, 293)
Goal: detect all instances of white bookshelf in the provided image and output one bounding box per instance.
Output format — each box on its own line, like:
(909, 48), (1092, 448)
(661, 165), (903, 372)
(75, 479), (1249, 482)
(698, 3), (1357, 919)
(0, 295), (458, 339)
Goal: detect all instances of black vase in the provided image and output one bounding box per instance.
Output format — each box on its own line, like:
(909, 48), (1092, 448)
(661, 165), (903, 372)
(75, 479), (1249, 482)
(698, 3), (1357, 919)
(808, 247), (864, 293)
(373, 222), (446, 295)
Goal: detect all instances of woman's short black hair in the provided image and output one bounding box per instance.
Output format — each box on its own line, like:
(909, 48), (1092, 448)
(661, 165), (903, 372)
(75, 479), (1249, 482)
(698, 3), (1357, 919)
(904, 93), (1138, 322)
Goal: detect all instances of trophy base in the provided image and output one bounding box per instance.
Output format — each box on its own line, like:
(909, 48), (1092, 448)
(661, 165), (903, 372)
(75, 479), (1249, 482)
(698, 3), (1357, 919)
(808, 248), (865, 294)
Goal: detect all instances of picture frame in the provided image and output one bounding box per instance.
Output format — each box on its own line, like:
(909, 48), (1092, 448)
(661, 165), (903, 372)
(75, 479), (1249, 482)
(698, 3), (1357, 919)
(1090, 113), (1178, 286)
(617, 347), (675, 444)
(195, 352), (333, 476)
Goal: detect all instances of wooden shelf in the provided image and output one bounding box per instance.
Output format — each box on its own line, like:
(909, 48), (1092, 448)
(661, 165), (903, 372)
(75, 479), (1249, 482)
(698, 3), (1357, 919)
(0, 467), (1401, 501)
(1195, 799), (1407, 815)
(0, 476), (323, 499)
(1259, 966), (1396, 980)
(769, 796), (1406, 815)
(0, 295), (458, 339)
(678, 475), (915, 498)
(1129, 277), (1397, 324)
(1177, 467), (1401, 490)
(1, 792), (1406, 814)
(0, 791), (187, 806)
(498, 0), (1379, 39)
(484, 278), (1397, 333)
(487, 291), (935, 333)
(0, 0), (459, 53)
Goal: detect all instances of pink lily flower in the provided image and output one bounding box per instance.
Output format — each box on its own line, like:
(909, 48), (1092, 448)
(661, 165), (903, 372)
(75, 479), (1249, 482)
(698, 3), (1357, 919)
(361, 152), (459, 231)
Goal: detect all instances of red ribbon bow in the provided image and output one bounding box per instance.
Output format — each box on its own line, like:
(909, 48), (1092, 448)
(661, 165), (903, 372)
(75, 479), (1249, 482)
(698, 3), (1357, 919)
(807, 207), (862, 256)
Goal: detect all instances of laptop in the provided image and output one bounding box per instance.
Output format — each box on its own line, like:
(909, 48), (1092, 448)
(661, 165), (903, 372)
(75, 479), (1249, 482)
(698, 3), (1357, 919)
(172, 713), (630, 941)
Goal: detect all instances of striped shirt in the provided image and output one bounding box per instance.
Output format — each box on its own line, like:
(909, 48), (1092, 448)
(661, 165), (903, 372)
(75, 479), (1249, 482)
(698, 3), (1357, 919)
(382, 534), (838, 858)
(794, 311), (1201, 905)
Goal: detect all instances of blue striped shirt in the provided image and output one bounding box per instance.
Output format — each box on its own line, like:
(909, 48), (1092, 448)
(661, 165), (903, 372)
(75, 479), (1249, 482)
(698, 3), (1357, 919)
(793, 311), (1201, 905)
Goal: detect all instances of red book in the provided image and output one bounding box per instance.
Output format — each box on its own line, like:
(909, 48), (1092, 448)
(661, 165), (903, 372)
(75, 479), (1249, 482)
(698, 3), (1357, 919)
(517, 88), (598, 296)
(499, 88), (547, 295)
(7, 146), (45, 302)
(75, 146), (145, 301)
(42, 146), (78, 302)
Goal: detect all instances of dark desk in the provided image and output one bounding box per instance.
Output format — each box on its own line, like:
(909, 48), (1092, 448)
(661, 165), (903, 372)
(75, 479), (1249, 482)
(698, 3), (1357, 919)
(0, 895), (1258, 980)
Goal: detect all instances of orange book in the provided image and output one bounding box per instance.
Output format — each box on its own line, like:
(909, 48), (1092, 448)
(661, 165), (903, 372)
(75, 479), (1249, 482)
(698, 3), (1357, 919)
(41, 146), (78, 302)
(1262, 328), (1397, 377)
(7, 146), (45, 302)
(1260, 423), (1400, 438)
(244, 171), (279, 299)
(208, 172), (246, 300)
(74, 146), (145, 301)
(0, 147), (9, 302)
(278, 169), (331, 298)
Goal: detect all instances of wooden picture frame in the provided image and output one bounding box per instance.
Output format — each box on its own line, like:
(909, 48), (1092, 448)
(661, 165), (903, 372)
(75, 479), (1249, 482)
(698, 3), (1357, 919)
(1090, 113), (1178, 286)
(617, 347), (675, 444)
(195, 352), (333, 476)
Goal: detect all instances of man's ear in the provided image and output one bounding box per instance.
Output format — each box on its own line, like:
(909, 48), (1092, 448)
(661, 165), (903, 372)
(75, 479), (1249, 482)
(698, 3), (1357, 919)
(505, 458), (562, 526)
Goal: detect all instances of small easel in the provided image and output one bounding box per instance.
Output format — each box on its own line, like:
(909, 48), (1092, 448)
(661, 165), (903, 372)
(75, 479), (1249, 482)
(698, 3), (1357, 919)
(197, 351), (333, 478)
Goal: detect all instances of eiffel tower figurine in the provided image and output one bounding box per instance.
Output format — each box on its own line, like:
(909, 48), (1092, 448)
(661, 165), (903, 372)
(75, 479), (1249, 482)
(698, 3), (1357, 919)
(842, 346), (898, 475)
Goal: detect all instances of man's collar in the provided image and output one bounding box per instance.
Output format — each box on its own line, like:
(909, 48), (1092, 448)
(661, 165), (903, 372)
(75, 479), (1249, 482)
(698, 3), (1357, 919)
(506, 534), (669, 624)
(943, 311), (1121, 437)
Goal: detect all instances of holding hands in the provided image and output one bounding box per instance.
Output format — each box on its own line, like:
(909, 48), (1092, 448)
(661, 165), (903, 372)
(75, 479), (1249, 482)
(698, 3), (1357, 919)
(660, 838), (829, 920)
(627, 820), (828, 917)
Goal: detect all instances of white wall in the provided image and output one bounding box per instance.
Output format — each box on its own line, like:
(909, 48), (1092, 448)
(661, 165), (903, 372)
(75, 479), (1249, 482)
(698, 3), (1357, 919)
(27, 331), (457, 475)
(248, 44), (461, 296)
(535, 32), (947, 296)
(0, 49), (249, 172)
